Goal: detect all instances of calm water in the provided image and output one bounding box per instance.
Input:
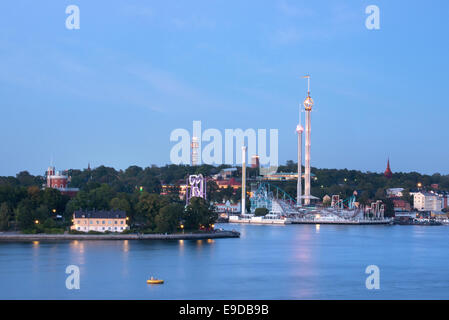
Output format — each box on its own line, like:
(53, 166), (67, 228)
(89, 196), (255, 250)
(1, 223), (449, 300)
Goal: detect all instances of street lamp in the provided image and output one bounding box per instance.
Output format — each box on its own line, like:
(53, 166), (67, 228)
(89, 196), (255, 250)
(417, 182), (422, 189)
(35, 220), (39, 225)
(180, 224), (184, 234)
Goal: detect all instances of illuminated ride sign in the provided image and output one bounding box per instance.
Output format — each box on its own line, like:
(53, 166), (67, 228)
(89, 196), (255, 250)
(186, 174), (207, 205)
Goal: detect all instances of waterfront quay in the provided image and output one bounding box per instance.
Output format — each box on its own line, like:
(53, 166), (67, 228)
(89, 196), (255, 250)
(290, 218), (392, 225)
(0, 230), (240, 242)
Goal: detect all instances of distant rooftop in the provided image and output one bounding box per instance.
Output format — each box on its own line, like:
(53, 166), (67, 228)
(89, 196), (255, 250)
(74, 210), (126, 219)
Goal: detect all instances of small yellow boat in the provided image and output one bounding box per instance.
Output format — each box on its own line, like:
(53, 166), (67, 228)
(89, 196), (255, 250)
(146, 277), (164, 284)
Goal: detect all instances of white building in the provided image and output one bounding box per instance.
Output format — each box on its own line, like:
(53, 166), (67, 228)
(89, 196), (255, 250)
(386, 188), (404, 198)
(413, 192), (443, 212)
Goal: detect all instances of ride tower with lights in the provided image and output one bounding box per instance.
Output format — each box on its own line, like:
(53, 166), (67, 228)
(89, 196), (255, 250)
(303, 75), (314, 206)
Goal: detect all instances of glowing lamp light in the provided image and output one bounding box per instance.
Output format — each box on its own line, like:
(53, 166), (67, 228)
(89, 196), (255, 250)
(34, 220), (39, 224)
(52, 209), (56, 213)
(180, 224), (184, 229)
(417, 182), (423, 188)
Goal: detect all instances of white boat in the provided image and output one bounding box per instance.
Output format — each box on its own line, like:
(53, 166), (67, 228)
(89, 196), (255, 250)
(228, 213), (291, 225)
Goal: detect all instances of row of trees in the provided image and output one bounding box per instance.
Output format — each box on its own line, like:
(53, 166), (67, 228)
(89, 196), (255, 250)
(0, 180), (217, 233)
(0, 185), (70, 233)
(1, 162), (447, 231)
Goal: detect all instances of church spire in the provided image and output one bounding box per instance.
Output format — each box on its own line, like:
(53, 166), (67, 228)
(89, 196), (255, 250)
(384, 158), (393, 179)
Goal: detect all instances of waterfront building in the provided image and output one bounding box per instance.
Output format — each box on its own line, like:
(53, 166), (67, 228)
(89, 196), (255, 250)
(413, 192), (443, 212)
(392, 199), (411, 212)
(45, 166), (79, 197)
(71, 210), (128, 233)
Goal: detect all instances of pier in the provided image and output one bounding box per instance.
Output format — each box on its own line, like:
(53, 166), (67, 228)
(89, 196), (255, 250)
(0, 230), (240, 242)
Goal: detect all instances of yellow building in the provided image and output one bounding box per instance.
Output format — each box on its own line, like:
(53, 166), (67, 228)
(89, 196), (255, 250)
(71, 210), (128, 233)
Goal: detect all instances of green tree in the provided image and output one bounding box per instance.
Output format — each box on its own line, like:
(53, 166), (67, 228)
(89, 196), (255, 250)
(184, 197), (217, 230)
(35, 204), (50, 223)
(155, 203), (184, 233)
(0, 202), (12, 231)
(15, 199), (35, 230)
(110, 197), (131, 214)
(402, 189), (413, 206)
(383, 199), (395, 218)
(135, 193), (168, 229)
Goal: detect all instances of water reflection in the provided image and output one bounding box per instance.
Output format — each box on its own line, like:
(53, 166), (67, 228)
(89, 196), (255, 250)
(123, 240), (129, 253)
(69, 240), (85, 265)
(290, 225), (319, 298)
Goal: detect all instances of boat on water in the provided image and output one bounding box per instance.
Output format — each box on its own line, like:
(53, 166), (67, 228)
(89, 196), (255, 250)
(147, 277), (164, 284)
(229, 213), (291, 225)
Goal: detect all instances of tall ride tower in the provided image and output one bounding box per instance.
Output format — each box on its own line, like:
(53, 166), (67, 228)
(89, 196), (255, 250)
(296, 117), (304, 207)
(191, 136), (199, 166)
(241, 146), (247, 214)
(303, 75), (314, 205)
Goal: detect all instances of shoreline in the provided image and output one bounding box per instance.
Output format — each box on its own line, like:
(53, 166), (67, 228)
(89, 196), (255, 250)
(0, 230), (240, 241)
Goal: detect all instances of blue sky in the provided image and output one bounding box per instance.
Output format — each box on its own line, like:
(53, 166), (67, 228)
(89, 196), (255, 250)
(0, 0), (448, 176)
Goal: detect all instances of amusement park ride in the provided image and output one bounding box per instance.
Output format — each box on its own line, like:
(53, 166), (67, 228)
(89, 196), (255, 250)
(232, 75), (391, 225)
(247, 181), (388, 224)
(187, 76), (391, 225)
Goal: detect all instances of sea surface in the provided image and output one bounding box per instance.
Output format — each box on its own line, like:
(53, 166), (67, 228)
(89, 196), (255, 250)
(1, 223), (449, 300)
